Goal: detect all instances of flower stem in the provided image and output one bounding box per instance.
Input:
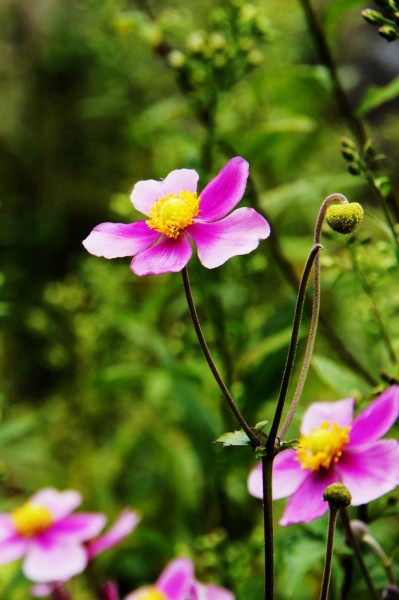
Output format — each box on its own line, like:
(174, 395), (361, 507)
(181, 266), (258, 446)
(340, 509), (380, 600)
(262, 455), (274, 600)
(320, 507), (339, 600)
(265, 242), (323, 453)
(279, 193), (348, 440)
(362, 534), (396, 585)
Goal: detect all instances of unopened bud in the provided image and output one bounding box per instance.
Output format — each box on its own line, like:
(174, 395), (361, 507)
(363, 138), (375, 159)
(341, 147), (357, 161)
(323, 483), (352, 509)
(378, 25), (398, 41)
(167, 50), (186, 68)
(382, 585), (399, 600)
(326, 202), (364, 234)
(347, 162), (361, 175)
(341, 136), (356, 149)
(362, 8), (387, 25)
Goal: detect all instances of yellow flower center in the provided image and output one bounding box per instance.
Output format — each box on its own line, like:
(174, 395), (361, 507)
(129, 586), (166, 600)
(297, 421), (350, 472)
(146, 191), (200, 239)
(11, 503), (53, 537)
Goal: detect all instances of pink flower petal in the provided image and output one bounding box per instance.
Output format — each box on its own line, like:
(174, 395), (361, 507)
(83, 221), (160, 259)
(87, 509), (140, 559)
(131, 234), (192, 276)
(247, 463), (263, 499)
(300, 398), (355, 435)
(193, 583), (235, 600)
(0, 536), (29, 564)
(279, 469), (337, 526)
(156, 558), (195, 600)
(131, 169), (199, 215)
(49, 513), (106, 543)
(30, 489), (81, 521)
(272, 450), (308, 500)
(0, 514), (16, 543)
(23, 535), (87, 583)
(187, 208), (270, 269)
(336, 440), (399, 505)
(349, 385), (399, 446)
(198, 157), (249, 222)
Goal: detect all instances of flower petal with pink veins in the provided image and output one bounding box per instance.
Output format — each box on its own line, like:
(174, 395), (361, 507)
(156, 558), (195, 600)
(87, 509), (140, 559)
(279, 469), (337, 526)
(349, 385), (399, 446)
(300, 398), (355, 435)
(131, 169), (199, 215)
(272, 449), (308, 500)
(197, 157), (249, 223)
(83, 221), (160, 259)
(30, 489), (81, 521)
(0, 536), (29, 564)
(336, 440), (399, 505)
(187, 208), (270, 269)
(49, 513), (106, 542)
(131, 234), (192, 276)
(23, 536), (88, 583)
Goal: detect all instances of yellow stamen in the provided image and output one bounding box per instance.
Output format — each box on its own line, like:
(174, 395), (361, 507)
(12, 503), (53, 537)
(146, 191), (200, 239)
(128, 586), (166, 600)
(297, 421), (350, 472)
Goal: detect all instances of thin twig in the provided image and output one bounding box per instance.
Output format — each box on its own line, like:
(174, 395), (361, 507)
(320, 508), (339, 600)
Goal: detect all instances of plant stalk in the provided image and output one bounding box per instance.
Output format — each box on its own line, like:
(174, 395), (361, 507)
(320, 507), (339, 600)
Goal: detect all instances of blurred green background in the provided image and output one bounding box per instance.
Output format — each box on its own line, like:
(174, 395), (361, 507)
(1, 0), (398, 598)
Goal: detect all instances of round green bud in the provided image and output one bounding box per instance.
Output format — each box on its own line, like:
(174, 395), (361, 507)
(341, 136), (356, 150)
(323, 483), (352, 509)
(361, 9), (387, 26)
(347, 162), (361, 175)
(378, 25), (398, 41)
(326, 202), (364, 234)
(167, 50), (186, 69)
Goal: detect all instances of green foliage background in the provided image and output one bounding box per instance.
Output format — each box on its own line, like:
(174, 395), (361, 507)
(0, 0), (398, 598)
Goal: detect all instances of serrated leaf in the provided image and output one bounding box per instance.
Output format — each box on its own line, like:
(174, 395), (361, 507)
(358, 76), (399, 116)
(214, 430), (251, 447)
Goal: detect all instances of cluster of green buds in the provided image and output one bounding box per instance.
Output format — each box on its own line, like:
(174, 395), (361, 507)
(341, 137), (392, 198)
(362, 0), (399, 42)
(167, 1), (271, 96)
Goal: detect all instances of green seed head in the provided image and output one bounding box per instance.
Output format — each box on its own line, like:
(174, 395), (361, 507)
(326, 202), (364, 234)
(323, 483), (352, 509)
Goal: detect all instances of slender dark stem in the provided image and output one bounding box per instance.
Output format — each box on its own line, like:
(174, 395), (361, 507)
(340, 509), (380, 600)
(363, 534), (396, 585)
(262, 455), (275, 600)
(265, 243), (323, 453)
(320, 508), (339, 600)
(181, 267), (258, 446)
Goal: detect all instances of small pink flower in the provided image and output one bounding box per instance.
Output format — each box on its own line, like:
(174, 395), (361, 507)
(0, 488), (106, 583)
(83, 157), (270, 276)
(248, 385), (399, 525)
(124, 557), (234, 600)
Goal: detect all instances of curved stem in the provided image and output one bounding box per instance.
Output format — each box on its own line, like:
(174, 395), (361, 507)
(279, 193), (348, 439)
(181, 267), (258, 446)
(265, 242), (323, 453)
(262, 455), (275, 600)
(340, 509), (380, 600)
(320, 507), (339, 600)
(363, 534), (396, 585)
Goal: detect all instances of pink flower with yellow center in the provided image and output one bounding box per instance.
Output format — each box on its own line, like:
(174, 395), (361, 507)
(124, 557), (234, 600)
(0, 488), (106, 582)
(82, 157), (270, 276)
(248, 385), (399, 525)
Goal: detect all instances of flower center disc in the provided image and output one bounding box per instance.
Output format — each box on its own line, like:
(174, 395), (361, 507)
(297, 421), (350, 471)
(12, 503), (53, 537)
(146, 191), (200, 239)
(129, 586), (166, 600)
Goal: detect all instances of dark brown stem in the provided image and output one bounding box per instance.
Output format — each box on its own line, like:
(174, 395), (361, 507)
(320, 508), (339, 600)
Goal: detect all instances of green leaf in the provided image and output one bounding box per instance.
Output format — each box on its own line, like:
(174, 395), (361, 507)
(214, 430), (251, 447)
(254, 420), (268, 432)
(358, 76), (399, 116)
(312, 355), (368, 396)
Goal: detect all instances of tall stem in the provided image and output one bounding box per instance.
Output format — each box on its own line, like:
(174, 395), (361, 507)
(262, 455), (275, 600)
(265, 243), (322, 453)
(320, 508), (339, 600)
(181, 267), (258, 446)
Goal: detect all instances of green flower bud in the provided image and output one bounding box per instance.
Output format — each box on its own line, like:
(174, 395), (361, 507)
(167, 50), (186, 69)
(363, 138), (376, 159)
(347, 162), (361, 175)
(323, 483), (352, 509)
(378, 25), (399, 41)
(326, 203), (364, 234)
(341, 136), (356, 150)
(341, 147), (357, 161)
(361, 9), (387, 26)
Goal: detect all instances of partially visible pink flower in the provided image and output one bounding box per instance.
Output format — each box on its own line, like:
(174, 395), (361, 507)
(87, 509), (141, 559)
(0, 488), (106, 583)
(248, 385), (399, 525)
(124, 557), (234, 600)
(83, 157), (270, 276)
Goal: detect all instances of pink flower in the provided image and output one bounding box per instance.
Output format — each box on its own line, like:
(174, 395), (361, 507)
(0, 488), (106, 583)
(248, 385), (399, 525)
(124, 557), (234, 600)
(83, 157), (270, 276)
